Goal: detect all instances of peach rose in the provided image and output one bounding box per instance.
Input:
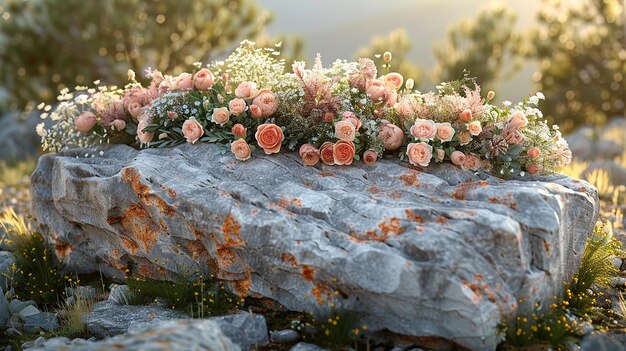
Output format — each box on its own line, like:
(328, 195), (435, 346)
(320, 142), (335, 165)
(193, 68), (215, 91)
(112, 119), (126, 131)
(509, 111), (528, 129)
(231, 123), (247, 138)
(527, 147), (541, 159)
(527, 164), (541, 174)
(182, 117), (204, 144)
(450, 151), (466, 166)
(342, 111), (362, 130)
(467, 121), (482, 136)
(229, 98), (247, 116)
(406, 142), (433, 167)
(333, 140), (356, 165)
(75, 111), (97, 133)
(436, 123), (455, 142)
(252, 90), (279, 118)
(384, 88), (398, 107)
(378, 124), (404, 150)
(410, 119), (437, 140)
(323, 112), (336, 123)
(363, 150), (378, 165)
(255, 123), (284, 154)
(505, 130), (524, 144)
(299, 144), (320, 166)
(249, 104), (263, 118)
(127, 102), (143, 119)
(383, 72), (404, 90)
(463, 155), (481, 172)
(365, 79), (387, 102)
(458, 131), (472, 146)
(222, 72), (229, 82)
(436, 148), (445, 162)
(335, 120), (356, 142)
(167, 111), (179, 119)
(459, 109), (473, 122)
(211, 107), (230, 126)
(231, 139), (251, 161)
(173, 73), (194, 90)
(235, 81), (258, 100)
(137, 120), (153, 144)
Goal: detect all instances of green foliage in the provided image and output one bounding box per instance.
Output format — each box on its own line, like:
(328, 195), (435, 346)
(0, 0), (275, 108)
(501, 221), (622, 349)
(529, 0), (626, 132)
(433, 2), (523, 92)
(355, 29), (423, 88)
(125, 273), (240, 318)
(1, 207), (66, 306)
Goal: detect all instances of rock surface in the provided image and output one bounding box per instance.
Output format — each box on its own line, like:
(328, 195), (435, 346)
(29, 319), (240, 351)
(209, 312), (269, 350)
(31, 143), (600, 350)
(22, 312), (59, 333)
(0, 286), (8, 327)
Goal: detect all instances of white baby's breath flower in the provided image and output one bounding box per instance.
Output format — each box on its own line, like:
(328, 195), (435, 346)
(536, 92), (545, 99)
(37, 102), (45, 110)
(503, 101), (512, 107)
(193, 61), (202, 68)
(36, 123), (47, 137)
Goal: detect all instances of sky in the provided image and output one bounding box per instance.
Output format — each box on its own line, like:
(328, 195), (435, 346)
(258, 0), (542, 100)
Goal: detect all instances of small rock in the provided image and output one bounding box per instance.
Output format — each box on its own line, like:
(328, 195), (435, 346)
(65, 296), (75, 306)
(75, 286), (97, 300)
(33, 336), (46, 347)
(610, 277), (626, 288)
(9, 299), (37, 315)
(612, 257), (623, 271)
(581, 332), (625, 350)
(18, 305), (41, 319)
(22, 312), (59, 333)
(40, 337), (71, 347)
(290, 342), (330, 351)
(107, 284), (131, 305)
(21, 341), (34, 349)
(270, 329), (300, 344)
(5, 327), (22, 336)
(566, 340), (581, 351)
(0, 286), (8, 327)
(209, 311), (268, 350)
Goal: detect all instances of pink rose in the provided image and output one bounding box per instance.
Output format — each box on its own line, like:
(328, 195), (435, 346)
(365, 79), (387, 102)
(384, 88), (398, 107)
(410, 119), (437, 140)
(508, 111), (528, 129)
(112, 119), (126, 131)
(137, 120), (153, 144)
(378, 124), (404, 150)
(231, 139), (252, 161)
(363, 150), (378, 165)
(335, 120), (356, 142)
(406, 142), (433, 167)
(527, 164), (541, 174)
(251, 90), (279, 118)
(229, 98), (247, 116)
(467, 121), (482, 136)
(255, 123), (284, 154)
(436, 148), (445, 162)
(182, 117), (204, 144)
(211, 107), (230, 126)
(463, 155), (481, 172)
(193, 68), (215, 91)
(458, 131), (472, 146)
(342, 111), (362, 130)
(235, 82), (258, 100)
(249, 104), (263, 118)
(231, 123), (247, 138)
(323, 112), (336, 123)
(173, 73), (194, 90)
(505, 130), (524, 144)
(159, 76), (176, 91)
(436, 123), (455, 142)
(222, 73), (229, 82)
(127, 102), (143, 119)
(75, 111), (97, 133)
(320, 142), (335, 165)
(527, 147), (541, 159)
(167, 111), (179, 119)
(459, 109), (473, 122)
(299, 144), (320, 166)
(450, 151), (466, 166)
(383, 72), (404, 90)
(333, 140), (356, 165)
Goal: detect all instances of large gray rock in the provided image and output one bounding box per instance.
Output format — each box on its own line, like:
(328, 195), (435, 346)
(83, 300), (187, 338)
(210, 312), (268, 350)
(22, 312), (59, 333)
(0, 286), (8, 327)
(31, 143), (599, 351)
(30, 319), (240, 351)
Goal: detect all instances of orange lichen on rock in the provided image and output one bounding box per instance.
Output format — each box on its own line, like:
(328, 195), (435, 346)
(543, 238), (551, 253)
(405, 209), (424, 223)
(278, 197), (303, 208)
(120, 203), (160, 253)
(351, 217), (405, 243)
(318, 171), (335, 177)
(186, 239), (208, 260)
(301, 265), (316, 282)
(159, 184), (177, 198)
(282, 253), (298, 268)
(120, 236), (139, 254)
(311, 282), (333, 305)
(55, 239), (73, 258)
(222, 214), (244, 247)
(463, 275), (499, 305)
(452, 181), (489, 200)
(399, 171), (421, 187)
(121, 167), (176, 217)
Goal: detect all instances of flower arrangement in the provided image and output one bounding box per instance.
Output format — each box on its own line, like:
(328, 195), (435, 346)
(37, 40), (571, 178)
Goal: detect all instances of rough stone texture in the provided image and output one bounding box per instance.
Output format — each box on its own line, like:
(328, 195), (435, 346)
(290, 342), (329, 351)
(0, 286), (8, 327)
(83, 300), (187, 338)
(581, 331), (626, 351)
(31, 143), (600, 351)
(209, 312), (268, 350)
(29, 319), (240, 351)
(22, 312), (59, 333)
(9, 299), (37, 316)
(270, 329), (300, 344)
